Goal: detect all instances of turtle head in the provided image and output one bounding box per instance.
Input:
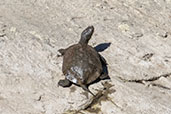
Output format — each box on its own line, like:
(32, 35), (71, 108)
(79, 26), (94, 45)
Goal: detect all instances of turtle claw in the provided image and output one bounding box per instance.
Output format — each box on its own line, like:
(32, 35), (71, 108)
(58, 48), (66, 56)
(58, 79), (72, 87)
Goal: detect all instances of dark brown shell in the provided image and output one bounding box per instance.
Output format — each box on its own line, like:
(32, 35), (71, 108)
(62, 43), (102, 85)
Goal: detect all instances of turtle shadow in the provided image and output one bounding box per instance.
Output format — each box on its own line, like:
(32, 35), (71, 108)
(94, 42), (111, 52)
(87, 42), (111, 86)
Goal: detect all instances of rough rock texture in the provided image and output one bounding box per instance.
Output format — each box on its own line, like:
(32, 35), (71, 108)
(0, 0), (171, 114)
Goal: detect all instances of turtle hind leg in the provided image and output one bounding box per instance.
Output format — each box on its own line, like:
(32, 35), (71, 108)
(100, 73), (110, 80)
(58, 79), (72, 87)
(80, 84), (95, 97)
(99, 54), (110, 80)
(99, 54), (107, 65)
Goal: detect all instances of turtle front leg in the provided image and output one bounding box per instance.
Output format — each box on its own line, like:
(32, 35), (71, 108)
(58, 78), (72, 87)
(57, 48), (66, 57)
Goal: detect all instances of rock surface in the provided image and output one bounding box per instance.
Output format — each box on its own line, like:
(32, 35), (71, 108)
(0, 0), (171, 114)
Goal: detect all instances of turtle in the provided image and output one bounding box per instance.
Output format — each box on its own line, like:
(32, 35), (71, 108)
(58, 26), (108, 96)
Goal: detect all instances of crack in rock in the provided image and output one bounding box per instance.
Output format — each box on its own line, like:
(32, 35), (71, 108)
(64, 82), (119, 114)
(118, 73), (171, 89)
(149, 83), (171, 90)
(0, 34), (6, 37)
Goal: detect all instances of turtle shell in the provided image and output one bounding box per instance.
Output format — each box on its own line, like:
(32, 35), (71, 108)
(62, 43), (103, 85)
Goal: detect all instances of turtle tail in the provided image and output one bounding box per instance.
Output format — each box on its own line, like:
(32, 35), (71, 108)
(80, 84), (95, 97)
(79, 26), (94, 45)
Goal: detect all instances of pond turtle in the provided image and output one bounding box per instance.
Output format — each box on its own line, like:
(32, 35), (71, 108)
(58, 26), (108, 96)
